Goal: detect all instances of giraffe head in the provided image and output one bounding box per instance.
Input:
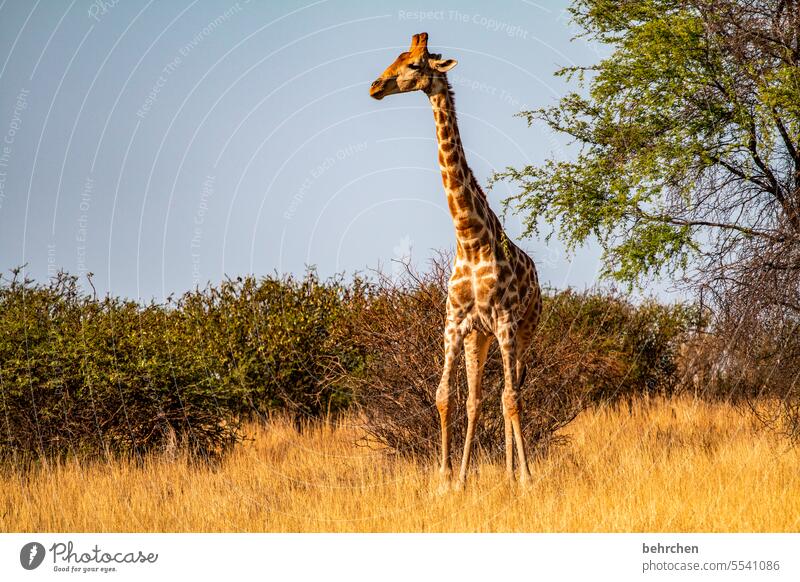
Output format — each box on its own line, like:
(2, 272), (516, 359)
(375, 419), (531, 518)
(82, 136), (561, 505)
(370, 32), (458, 100)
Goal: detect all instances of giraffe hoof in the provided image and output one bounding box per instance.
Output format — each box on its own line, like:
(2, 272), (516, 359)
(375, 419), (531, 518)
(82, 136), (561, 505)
(436, 481), (453, 496)
(436, 471), (455, 495)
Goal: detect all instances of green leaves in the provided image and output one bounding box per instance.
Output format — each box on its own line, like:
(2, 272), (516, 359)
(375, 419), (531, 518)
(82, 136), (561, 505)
(0, 270), (365, 461)
(607, 222), (693, 283)
(497, 0), (800, 289)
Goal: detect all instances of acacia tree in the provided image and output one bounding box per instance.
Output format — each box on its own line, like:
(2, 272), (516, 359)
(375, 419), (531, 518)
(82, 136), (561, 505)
(499, 0), (799, 304)
(497, 0), (800, 407)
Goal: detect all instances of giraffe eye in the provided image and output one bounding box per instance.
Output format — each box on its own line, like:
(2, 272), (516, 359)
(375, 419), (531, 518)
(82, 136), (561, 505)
(408, 63), (421, 70)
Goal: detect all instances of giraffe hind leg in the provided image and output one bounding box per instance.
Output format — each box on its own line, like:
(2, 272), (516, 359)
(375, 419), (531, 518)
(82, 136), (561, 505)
(436, 320), (463, 487)
(458, 330), (491, 487)
(512, 327), (534, 485)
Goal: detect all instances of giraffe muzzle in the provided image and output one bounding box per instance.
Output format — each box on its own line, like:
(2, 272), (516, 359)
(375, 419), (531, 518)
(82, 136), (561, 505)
(370, 76), (398, 100)
(370, 79), (386, 100)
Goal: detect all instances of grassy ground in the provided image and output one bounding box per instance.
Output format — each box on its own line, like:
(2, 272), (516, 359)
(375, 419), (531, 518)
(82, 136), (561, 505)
(2, 397), (798, 532)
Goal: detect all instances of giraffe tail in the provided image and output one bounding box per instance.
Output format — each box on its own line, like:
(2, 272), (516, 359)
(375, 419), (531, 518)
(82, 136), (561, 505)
(517, 364), (528, 390)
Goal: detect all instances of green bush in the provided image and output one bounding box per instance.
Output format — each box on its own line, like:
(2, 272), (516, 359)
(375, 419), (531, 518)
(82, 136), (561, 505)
(0, 263), (692, 462)
(539, 289), (692, 403)
(0, 270), (243, 461)
(0, 269), (363, 461)
(175, 272), (363, 420)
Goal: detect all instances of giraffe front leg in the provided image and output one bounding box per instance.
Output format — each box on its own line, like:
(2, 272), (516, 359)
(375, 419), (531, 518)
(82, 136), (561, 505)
(458, 330), (491, 488)
(436, 321), (462, 488)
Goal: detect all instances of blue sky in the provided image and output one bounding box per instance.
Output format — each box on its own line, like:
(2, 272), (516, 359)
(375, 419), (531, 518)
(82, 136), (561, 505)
(0, 0), (628, 301)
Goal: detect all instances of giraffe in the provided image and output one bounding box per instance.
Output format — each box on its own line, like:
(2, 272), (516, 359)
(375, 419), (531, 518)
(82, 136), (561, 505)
(370, 32), (543, 487)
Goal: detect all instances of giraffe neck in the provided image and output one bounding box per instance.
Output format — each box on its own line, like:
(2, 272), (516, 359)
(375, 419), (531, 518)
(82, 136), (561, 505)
(428, 82), (495, 249)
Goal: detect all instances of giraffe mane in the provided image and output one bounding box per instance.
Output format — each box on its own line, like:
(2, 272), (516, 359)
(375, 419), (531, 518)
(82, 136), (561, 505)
(442, 78), (490, 203)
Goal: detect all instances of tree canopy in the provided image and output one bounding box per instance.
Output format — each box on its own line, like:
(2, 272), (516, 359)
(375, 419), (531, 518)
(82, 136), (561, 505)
(498, 0), (800, 317)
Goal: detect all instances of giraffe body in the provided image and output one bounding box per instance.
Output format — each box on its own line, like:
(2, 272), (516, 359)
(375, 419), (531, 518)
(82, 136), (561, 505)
(371, 33), (542, 486)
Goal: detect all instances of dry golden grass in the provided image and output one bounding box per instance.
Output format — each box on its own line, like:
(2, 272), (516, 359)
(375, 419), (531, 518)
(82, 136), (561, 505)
(2, 397), (799, 532)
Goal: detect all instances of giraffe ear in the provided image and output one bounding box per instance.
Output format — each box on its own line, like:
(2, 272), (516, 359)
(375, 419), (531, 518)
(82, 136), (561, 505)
(430, 58), (457, 72)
